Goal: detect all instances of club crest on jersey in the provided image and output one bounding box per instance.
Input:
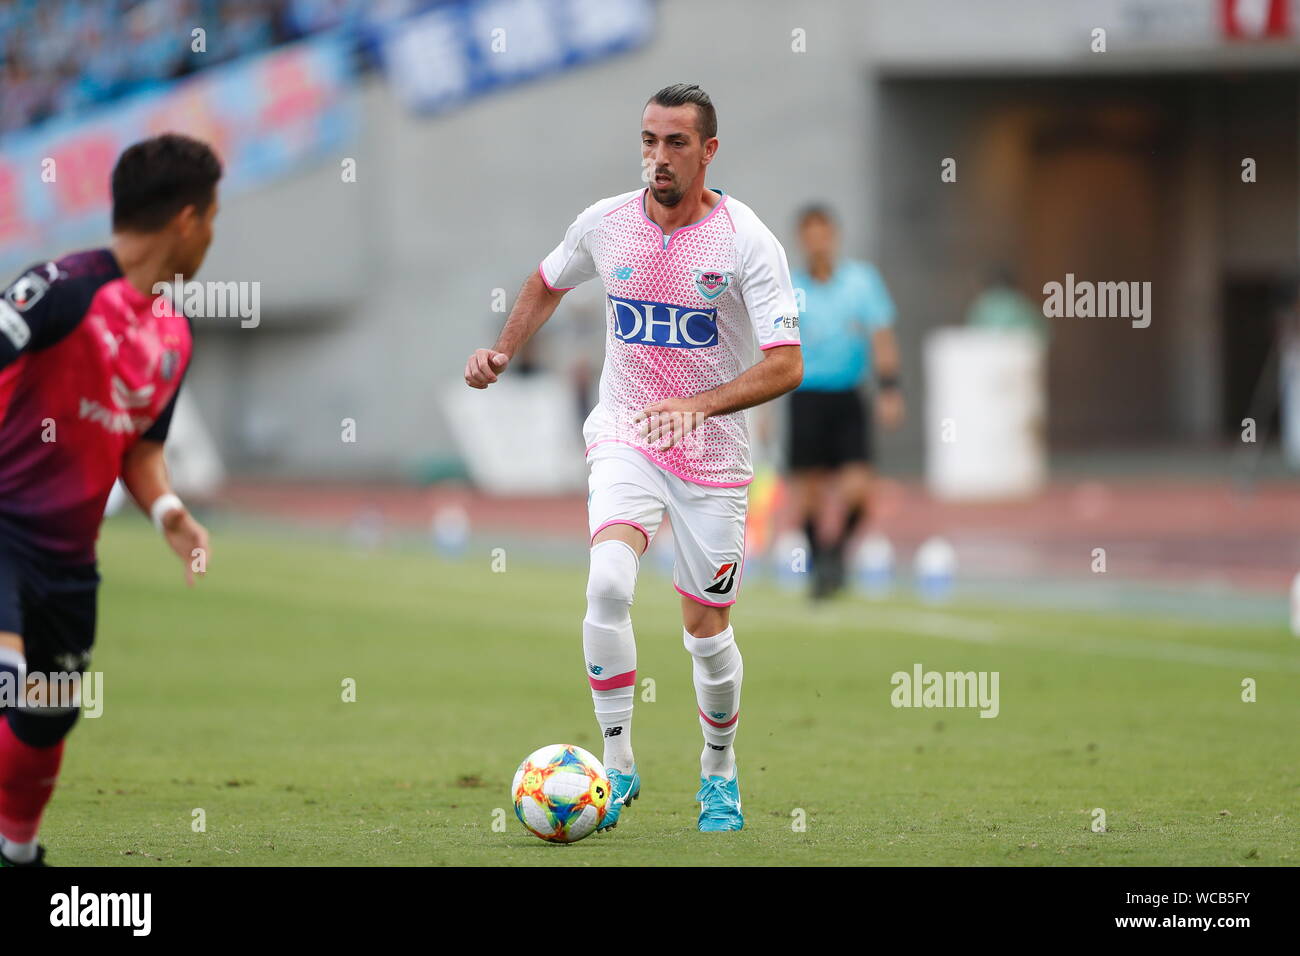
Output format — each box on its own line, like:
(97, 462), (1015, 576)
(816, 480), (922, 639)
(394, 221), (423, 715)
(692, 269), (732, 301)
(704, 561), (738, 595)
(609, 294), (718, 349)
(161, 349), (180, 382)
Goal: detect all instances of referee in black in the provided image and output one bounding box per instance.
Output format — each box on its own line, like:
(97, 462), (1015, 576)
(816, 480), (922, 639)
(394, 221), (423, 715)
(786, 205), (904, 599)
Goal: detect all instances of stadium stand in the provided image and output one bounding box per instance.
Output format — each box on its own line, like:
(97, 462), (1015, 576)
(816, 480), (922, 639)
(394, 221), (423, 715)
(0, 0), (377, 138)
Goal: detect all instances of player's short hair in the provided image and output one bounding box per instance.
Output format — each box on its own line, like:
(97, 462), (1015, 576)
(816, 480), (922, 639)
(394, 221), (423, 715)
(111, 133), (223, 232)
(647, 84), (717, 141)
(797, 204), (837, 229)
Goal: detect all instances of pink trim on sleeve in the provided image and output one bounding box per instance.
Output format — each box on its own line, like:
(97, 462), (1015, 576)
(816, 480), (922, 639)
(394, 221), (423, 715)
(760, 339), (801, 350)
(537, 261), (574, 293)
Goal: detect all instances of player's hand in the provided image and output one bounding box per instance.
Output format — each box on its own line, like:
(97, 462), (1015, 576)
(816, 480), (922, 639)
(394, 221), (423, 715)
(465, 349), (509, 389)
(636, 398), (708, 451)
(877, 388), (905, 430)
(162, 508), (209, 587)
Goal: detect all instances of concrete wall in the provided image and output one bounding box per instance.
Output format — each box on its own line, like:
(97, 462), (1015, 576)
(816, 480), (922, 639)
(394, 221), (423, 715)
(873, 72), (1298, 450)
(178, 0), (1299, 476)
(190, 0), (877, 477)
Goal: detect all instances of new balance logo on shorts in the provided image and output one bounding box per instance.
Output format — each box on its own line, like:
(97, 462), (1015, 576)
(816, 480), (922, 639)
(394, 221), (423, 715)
(704, 561), (738, 595)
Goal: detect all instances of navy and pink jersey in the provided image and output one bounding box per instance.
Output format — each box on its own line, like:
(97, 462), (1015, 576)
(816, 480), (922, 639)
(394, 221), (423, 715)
(540, 188), (801, 487)
(0, 249), (192, 564)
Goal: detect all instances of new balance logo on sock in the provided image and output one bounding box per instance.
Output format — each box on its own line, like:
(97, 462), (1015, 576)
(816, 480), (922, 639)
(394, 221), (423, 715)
(708, 711), (727, 720)
(707, 743), (727, 751)
(587, 663), (604, 675)
(603, 726), (623, 738)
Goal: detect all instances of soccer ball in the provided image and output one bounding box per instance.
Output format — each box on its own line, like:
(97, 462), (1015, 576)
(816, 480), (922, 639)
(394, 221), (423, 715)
(511, 744), (610, 843)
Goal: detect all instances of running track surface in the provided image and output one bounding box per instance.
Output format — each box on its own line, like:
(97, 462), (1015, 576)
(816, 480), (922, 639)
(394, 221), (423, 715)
(212, 477), (1300, 595)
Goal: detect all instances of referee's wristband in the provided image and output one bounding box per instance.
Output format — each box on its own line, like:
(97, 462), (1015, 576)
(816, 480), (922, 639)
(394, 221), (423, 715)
(150, 493), (185, 533)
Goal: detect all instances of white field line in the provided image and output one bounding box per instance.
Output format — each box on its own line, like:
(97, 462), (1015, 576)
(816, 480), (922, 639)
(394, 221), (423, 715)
(755, 599), (1300, 672)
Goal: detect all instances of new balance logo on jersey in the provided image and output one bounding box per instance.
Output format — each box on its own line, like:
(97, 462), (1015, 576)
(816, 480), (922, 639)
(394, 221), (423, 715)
(704, 561), (738, 595)
(613, 266), (634, 280)
(609, 295), (718, 349)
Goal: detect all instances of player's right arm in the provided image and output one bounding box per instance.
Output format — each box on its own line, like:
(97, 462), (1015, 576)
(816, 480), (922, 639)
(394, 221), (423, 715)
(464, 198), (610, 389)
(464, 271), (567, 388)
(0, 262), (76, 371)
(121, 438), (210, 587)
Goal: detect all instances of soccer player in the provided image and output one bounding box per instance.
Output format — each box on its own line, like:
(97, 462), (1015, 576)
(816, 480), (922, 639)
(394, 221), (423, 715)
(786, 204), (903, 599)
(465, 84), (801, 832)
(0, 133), (220, 866)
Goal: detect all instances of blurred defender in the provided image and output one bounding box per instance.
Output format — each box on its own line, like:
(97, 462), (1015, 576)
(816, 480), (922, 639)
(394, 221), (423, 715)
(787, 205), (903, 599)
(0, 134), (218, 866)
(465, 84), (802, 832)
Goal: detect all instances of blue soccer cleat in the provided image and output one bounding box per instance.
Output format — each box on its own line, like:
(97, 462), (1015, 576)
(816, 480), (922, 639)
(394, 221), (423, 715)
(696, 772), (744, 832)
(597, 765), (641, 831)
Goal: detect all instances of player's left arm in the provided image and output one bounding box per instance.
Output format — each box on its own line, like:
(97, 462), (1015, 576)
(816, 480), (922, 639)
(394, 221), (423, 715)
(863, 264), (904, 430)
(121, 400), (210, 587)
(872, 326), (904, 430)
(640, 345), (800, 449)
(640, 215), (802, 448)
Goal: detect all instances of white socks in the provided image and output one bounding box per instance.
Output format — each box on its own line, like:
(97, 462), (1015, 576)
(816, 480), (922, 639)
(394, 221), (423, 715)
(583, 540), (639, 773)
(582, 541), (746, 781)
(684, 625), (743, 779)
(0, 834), (37, 864)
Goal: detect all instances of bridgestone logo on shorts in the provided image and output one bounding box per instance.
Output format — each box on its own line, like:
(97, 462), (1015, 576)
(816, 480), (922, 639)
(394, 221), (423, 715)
(704, 562), (737, 595)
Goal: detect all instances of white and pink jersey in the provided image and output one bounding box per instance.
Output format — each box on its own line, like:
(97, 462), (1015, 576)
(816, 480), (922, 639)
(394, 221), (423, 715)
(540, 187), (800, 487)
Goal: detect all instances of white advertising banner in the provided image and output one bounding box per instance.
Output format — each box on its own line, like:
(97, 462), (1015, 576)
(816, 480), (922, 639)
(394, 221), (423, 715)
(924, 327), (1047, 500)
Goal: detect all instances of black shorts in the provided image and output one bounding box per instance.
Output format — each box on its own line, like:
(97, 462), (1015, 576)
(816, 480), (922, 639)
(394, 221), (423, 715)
(787, 388), (873, 471)
(0, 535), (98, 676)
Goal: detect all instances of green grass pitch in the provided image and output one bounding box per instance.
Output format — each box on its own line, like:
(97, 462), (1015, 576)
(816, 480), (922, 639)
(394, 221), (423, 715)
(43, 517), (1299, 866)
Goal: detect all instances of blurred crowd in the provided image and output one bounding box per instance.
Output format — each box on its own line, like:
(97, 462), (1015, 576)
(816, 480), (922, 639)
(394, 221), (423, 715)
(0, 0), (381, 139)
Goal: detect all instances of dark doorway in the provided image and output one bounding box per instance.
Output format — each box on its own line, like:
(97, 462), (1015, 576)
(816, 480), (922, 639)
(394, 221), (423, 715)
(1222, 277), (1288, 441)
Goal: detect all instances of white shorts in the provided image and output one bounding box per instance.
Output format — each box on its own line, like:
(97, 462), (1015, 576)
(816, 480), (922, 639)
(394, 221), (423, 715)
(586, 442), (749, 607)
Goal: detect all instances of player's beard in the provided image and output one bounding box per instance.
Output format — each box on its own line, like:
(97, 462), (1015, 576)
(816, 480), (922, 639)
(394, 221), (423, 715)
(650, 172), (684, 207)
